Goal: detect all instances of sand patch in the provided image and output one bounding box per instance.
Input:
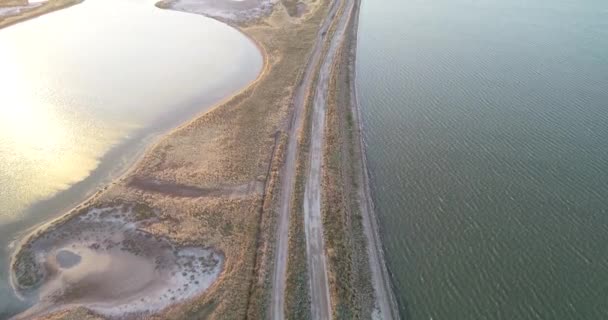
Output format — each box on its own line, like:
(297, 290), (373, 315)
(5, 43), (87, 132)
(157, 0), (276, 23)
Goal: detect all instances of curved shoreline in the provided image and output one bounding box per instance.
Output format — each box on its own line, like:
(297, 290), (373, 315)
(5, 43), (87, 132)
(6, 0), (270, 268)
(6, 0), (270, 255)
(6, 0), (338, 318)
(7, 2), (269, 319)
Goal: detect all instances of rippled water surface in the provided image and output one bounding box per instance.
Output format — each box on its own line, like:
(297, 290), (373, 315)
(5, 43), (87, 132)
(356, 0), (608, 318)
(0, 0), (261, 317)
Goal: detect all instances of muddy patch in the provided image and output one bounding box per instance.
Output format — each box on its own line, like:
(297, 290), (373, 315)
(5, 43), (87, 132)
(294, 2), (306, 17)
(128, 176), (264, 199)
(55, 250), (81, 269)
(158, 0), (276, 23)
(0, 1), (44, 18)
(10, 204), (223, 319)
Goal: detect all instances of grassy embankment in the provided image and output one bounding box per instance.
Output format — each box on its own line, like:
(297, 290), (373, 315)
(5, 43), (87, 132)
(282, 0), (372, 318)
(0, 0), (82, 29)
(0, 0), (27, 6)
(245, 2), (331, 319)
(284, 64), (316, 320)
(321, 0), (375, 318)
(282, 0), (346, 317)
(11, 1), (330, 319)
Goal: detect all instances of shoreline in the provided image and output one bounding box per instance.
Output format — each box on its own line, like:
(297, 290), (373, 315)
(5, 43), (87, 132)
(349, 1), (401, 316)
(276, 0), (400, 317)
(314, 0), (401, 316)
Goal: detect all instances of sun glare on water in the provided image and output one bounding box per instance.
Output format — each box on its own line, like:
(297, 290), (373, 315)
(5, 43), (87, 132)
(0, 43), (121, 221)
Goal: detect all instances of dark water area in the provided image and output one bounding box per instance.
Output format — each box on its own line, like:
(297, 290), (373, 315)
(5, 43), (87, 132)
(356, 0), (608, 318)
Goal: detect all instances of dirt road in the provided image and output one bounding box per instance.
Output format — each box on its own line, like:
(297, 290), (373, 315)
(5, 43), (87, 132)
(303, 0), (355, 318)
(270, 1), (340, 319)
(271, 0), (399, 319)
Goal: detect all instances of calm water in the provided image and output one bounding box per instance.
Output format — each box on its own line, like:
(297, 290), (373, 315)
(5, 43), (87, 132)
(357, 0), (608, 319)
(0, 0), (261, 317)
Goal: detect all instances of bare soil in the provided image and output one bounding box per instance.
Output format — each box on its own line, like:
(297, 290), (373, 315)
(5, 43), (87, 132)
(157, 0), (275, 24)
(12, 205), (223, 320)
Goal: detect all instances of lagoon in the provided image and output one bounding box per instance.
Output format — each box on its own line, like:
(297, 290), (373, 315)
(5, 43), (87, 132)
(0, 0), (261, 316)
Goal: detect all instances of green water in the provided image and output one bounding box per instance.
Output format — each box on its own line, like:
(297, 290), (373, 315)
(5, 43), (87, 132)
(356, 0), (608, 319)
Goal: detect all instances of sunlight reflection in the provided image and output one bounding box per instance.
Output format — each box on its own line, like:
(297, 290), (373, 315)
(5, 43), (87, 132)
(0, 42), (121, 221)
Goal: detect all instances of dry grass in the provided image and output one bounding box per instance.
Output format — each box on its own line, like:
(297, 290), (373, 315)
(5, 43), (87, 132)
(320, 2), (374, 319)
(246, 132), (287, 319)
(0, 0), (82, 29)
(279, 0), (368, 318)
(284, 76), (317, 319)
(14, 0), (333, 319)
(281, 2), (343, 311)
(0, 0), (27, 7)
(38, 307), (104, 320)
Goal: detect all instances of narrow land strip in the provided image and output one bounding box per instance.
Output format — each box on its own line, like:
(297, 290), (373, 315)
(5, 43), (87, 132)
(303, 0), (355, 318)
(320, 0), (374, 316)
(270, 0), (340, 318)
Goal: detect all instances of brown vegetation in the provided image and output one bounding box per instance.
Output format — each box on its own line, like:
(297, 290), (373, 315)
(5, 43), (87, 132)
(246, 131), (286, 319)
(0, 0), (82, 29)
(0, 0), (28, 7)
(284, 78), (316, 320)
(39, 307), (104, 320)
(320, 1), (374, 318)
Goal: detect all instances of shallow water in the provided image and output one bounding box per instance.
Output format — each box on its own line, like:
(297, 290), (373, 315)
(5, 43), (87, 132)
(12, 205), (223, 319)
(357, 0), (608, 319)
(0, 0), (261, 316)
(55, 250), (81, 269)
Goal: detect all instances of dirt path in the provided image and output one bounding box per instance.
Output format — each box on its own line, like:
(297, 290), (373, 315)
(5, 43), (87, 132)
(303, 0), (354, 318)
(270, 1), (341, 319)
